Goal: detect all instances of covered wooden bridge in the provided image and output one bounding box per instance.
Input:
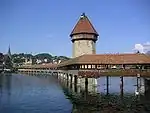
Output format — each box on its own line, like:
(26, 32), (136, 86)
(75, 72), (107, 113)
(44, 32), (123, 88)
(17, 53), (150, 77)
(18, 63), (57, 73)
(58, 53), (150, 77)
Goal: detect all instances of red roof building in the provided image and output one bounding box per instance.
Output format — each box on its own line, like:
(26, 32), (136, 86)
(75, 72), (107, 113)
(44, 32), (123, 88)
(70, 13), (99, 58)
(70, 13), (99, 37)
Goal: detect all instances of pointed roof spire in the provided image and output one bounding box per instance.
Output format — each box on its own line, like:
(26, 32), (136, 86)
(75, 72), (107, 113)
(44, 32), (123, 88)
(7, 45), (11, 59)
(70, 13), (99, 37)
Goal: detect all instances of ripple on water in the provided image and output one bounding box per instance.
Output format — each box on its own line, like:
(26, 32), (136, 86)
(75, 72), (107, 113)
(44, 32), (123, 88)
(0, 74), (72, 113)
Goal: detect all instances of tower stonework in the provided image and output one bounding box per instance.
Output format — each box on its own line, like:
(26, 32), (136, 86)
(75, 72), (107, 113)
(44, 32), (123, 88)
(70, 13), (99, 58)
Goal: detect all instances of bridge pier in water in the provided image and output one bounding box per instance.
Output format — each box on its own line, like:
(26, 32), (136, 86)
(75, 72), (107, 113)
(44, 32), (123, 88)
(120, 76), (124, 97)
(56, 71), (98, 94)
(56, 71), (150, 98)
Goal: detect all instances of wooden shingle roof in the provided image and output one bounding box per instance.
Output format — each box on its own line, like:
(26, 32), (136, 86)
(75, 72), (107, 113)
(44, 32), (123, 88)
(58, 54), (150, 67)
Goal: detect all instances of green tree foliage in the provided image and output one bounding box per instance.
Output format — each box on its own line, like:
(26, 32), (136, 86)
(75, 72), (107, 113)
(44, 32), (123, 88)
(4, 55), (13, 69)
(11, 53), (70, 64)
(13, 58), (25, 64)
(34, 53), (52, 60)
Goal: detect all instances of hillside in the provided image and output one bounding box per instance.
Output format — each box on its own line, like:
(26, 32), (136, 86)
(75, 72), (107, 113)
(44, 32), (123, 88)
(12, 53), (70, 64)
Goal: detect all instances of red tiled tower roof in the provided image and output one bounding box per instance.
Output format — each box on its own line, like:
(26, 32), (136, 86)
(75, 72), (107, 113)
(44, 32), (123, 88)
(70, 13), (99, 37)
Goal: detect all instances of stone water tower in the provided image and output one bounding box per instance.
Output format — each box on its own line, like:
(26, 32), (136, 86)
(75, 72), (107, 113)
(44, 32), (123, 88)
(70, 13), (99, 58)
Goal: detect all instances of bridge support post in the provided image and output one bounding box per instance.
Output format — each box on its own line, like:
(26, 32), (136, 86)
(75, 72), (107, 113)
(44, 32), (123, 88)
(70, 74), (73, 89)
(84, 77), (89, 99)
(62, 73), (65, 80)
(63, 73), (65, 79)
(68, 74), (71, 81)
(74, 75), (77, 84)
(74, 75), (77, 93)
(60, 72), (62, 79)
(66, 74), (69, 87)
(120, 76), (124, 98)
(85, 77), (88, 92)
(65, 73), (68, 79)
(56, 72), (58, 78)
(86, 78), (98, 93)
(93, 78), (98, 92)
(57, 72), (60, 79)
(79, 77), (85, 91)
(106, 76), (109, 95)
(74, 77), (81, 93)
(66, 74), (69, 81)
(136, 74), (140, 95)
(139, 77), (145, 94)
(72, 74), (74, 83)
(60, 72), (63, 80)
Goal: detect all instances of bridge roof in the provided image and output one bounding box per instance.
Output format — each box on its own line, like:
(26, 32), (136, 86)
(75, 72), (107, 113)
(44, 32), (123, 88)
(20, 63), (57, 69)
(58, 54), (150, 67)
(70, 13), (99, 37)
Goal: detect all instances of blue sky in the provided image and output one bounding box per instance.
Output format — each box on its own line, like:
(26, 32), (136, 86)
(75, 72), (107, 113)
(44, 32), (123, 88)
(0, 0), (150, 57)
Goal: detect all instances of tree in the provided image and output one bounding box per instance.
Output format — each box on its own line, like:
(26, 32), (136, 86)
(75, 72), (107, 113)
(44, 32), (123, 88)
(4, 55), (13, 69)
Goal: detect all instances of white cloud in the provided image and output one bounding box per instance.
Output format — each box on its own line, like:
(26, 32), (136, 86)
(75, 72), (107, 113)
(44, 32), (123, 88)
(133, 42), (150, 53)
(143, 42), (150, 52)
(134, 44), (144, 53)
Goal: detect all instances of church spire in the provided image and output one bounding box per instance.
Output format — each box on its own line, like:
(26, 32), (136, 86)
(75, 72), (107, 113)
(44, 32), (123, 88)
(7, 45), (11, 59)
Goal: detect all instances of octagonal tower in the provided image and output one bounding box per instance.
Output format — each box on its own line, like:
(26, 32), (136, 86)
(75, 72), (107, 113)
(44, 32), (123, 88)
(70, 13), (99, 58)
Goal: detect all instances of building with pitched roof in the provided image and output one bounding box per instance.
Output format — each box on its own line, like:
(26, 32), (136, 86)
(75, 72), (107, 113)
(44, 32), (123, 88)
(70, 13), (99, 58)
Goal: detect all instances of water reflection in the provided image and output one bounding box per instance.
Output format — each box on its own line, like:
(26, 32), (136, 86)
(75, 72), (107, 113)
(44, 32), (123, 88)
(97, 77), (138, 94)
(0, 74), (150, 113)
(60, 76), (150, 113)
(0, 74), (72, 113)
